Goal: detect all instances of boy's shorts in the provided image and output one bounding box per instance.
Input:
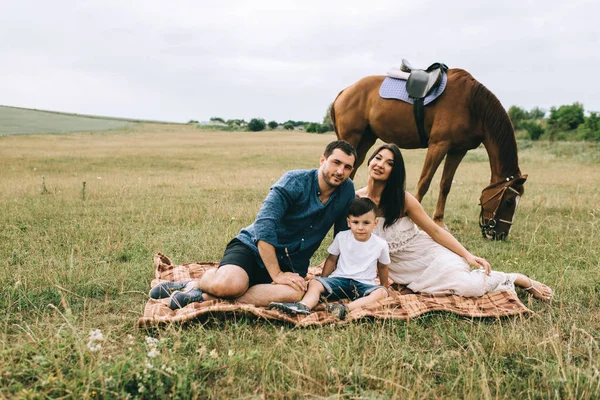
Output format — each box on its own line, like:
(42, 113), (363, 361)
(314, 277), (388, 301)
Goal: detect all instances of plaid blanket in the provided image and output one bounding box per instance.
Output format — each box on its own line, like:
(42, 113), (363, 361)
(137, 253), (531, 327)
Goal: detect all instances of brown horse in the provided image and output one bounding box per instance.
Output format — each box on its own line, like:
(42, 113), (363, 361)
(331, 68), (527, 240)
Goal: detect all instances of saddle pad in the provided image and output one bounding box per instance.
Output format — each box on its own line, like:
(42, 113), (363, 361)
(379, 72), (448, 105)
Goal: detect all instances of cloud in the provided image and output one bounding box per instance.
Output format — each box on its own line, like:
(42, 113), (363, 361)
(1, 0), (599, 122)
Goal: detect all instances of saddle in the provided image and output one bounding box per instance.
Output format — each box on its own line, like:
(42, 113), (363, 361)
(400, 59), (448, 147)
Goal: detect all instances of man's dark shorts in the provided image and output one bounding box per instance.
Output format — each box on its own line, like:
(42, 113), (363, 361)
(219, 238), (292, 287)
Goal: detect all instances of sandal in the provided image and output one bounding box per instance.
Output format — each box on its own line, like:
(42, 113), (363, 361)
(523, 279), (553, 301)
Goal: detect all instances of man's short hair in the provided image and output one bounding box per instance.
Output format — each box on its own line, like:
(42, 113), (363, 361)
(323, 140), (357, 165)
(348, 197), (376, 217)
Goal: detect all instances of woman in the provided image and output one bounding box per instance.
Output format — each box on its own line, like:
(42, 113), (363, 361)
(356, 143), (552, 300)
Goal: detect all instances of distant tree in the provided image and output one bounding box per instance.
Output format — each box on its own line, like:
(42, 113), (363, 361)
(283, 120), (310, 127)
(248, 118), (266, 132)
(520, 121), (545, 141)
(187, 119), (199, 124)
(306, 123), (318, 133)
(210, 117), (225, 123)
(581, 112), (600, 141)
(322, 103), (334, 131)
(548, 103), (585, 131)
(508, 106), (528, 127)
(268, 120), (278, 129)
(528, 107), (546, 120)
(584, 112), (600, 132)
(226, 119), (246, 127)
(283, 122), (294, 130)
(317, 123), (329, 133)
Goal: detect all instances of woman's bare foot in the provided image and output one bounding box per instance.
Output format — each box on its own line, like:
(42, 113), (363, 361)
(523, 278), (553, 301)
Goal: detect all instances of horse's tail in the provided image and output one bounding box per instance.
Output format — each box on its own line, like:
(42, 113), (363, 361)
(330, 90), (344, 139)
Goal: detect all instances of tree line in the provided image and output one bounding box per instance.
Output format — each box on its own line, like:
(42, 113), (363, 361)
(508, 103), (600, 141)
(195, 106), (334, 133)
(196, 102), (600, 141)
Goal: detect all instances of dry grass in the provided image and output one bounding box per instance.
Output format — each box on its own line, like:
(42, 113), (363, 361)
(0, 125), (599, 398)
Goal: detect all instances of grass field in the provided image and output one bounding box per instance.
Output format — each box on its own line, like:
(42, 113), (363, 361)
(1, 124), (599, 399)
(0, 106), (178, 136)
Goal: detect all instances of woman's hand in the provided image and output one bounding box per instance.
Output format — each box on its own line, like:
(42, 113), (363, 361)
(465, 254), (491, 275)
(272, 271), (307, 292)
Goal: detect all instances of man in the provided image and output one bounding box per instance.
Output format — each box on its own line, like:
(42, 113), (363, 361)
(149, 140), (357, 308)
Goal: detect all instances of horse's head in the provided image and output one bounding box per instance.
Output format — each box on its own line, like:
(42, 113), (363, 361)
(479, 174), (527, 240)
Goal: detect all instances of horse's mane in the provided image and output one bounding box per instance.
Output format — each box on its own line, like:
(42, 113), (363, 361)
(465, 71), (519, 176)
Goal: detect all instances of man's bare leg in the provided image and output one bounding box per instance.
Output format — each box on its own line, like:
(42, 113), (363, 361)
(191, 264), (250, 299)
(236, 283), (304, 307)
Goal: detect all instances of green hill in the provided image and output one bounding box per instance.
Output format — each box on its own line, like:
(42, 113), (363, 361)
(0, 106), (175, 136)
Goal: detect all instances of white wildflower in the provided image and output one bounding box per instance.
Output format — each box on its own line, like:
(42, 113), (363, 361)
(87, 329), (104, 352)
(147, 348), (160, 358)
(228, 350), (234, 357)
(209, 349), (218, 359)
(89, 329), (104, 342)
(87, 341), (102, 352)
(145, 362), (153, 369)
(145, 336), (159, 347)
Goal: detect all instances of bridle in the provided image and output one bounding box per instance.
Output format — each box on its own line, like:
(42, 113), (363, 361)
(479, 174), (526, 240)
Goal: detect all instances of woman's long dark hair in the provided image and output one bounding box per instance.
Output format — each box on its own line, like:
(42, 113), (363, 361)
(367, 144), (406, 229)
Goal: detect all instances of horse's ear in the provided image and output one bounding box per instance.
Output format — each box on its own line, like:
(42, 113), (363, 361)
(516, 174), (527, 185)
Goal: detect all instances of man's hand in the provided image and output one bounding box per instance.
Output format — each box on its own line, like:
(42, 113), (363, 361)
(272, 271), (307, 292)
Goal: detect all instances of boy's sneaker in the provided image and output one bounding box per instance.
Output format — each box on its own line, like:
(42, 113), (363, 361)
(169, 288), (204, 310)
(326, 303), (348, 320)
(268, 302), (311, 315)
(149, 281), (192, 299)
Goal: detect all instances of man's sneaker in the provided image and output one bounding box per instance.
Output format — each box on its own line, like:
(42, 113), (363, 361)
(326, 303), (348, 320)
(149, 281), (192, 299)
(169, 288), (204, 310)
(268, 302), (311, 315)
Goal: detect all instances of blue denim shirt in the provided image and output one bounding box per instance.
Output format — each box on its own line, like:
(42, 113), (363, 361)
(237, 169), (354, 277)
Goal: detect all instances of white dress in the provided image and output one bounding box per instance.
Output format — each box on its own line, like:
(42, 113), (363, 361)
(373, 217), (516, 297)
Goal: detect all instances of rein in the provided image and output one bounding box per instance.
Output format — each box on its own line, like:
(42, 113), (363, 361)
(479, 175), (523, 239)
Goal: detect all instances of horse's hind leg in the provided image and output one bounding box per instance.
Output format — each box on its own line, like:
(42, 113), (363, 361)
(433, 149), (467, 227)
(350, 127), (378, 177)
(334, 111), (374, 176)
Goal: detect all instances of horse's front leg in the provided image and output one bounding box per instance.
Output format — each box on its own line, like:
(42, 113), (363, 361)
(416, 141), (450, 205)
(433, 149), (467, 227)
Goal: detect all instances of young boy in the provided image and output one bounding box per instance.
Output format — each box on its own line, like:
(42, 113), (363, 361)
(268, 197), (390, 320)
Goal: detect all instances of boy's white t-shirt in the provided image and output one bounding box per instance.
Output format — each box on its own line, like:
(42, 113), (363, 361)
(327, 230), (391, 285)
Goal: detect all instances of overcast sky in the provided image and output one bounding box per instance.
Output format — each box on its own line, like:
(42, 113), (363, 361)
(1, 0), (598, 123)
